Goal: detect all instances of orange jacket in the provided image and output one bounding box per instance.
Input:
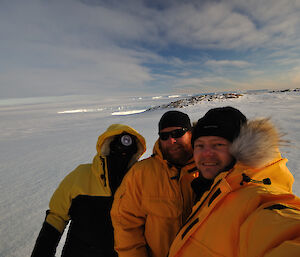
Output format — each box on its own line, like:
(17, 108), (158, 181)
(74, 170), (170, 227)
(169, 119), (300, 257)
(111, 140), (198, 257)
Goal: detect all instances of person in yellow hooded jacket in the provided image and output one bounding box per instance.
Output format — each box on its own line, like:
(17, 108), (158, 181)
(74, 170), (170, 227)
(31, 124), (146, 257)
(111, 111), (198, 257)
(168, 106), (300, 257)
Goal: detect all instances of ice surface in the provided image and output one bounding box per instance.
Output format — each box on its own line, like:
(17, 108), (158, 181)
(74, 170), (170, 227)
(0, 90), (299, 257)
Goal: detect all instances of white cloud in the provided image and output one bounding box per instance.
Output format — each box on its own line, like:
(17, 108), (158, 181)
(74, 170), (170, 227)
(160, 3), (264, 49)
(205, 60), (252, 68)
(172, 76), (236, 93)
(1, 0), (300, 98)
(0, 44), (153, 97)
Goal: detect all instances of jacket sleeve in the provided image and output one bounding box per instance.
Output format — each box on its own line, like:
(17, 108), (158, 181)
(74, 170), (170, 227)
(31, 221), (62, 257)
(31, 172), (74, 257)
(45, 171), (75, 232)
(111, 166), (149, 257)
(239, 201), (300, 257)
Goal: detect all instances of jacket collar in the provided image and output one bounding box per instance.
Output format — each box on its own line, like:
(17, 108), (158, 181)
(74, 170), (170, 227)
(152, 139), (196, 179)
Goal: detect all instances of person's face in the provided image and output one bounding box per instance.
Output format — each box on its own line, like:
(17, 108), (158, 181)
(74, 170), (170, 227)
(193, 136), (234, 179)
(159, 126), (193, 165)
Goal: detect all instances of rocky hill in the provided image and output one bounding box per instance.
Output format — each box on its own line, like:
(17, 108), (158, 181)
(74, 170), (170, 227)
(145, 92), (243, 111)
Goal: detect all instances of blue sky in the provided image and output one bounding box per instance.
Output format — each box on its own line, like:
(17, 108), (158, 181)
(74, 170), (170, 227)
(1, 0), (300, 99)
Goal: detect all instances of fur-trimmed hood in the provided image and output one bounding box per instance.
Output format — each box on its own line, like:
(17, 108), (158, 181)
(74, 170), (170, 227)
(230, 118), (284, 168)
(226, 118), (294, 193)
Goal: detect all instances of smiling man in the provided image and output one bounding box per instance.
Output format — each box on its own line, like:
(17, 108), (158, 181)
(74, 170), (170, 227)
(111, 111), (197, 257)
(193, 136), (234, 179)
(193, 107), (246, 180)
(168, 106), (300, 257)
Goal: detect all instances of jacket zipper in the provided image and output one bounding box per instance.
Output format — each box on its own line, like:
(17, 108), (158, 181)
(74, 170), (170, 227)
(100, 156), (107, 187)
(181, 173), (272, 240)
(181, 179), (222, 239)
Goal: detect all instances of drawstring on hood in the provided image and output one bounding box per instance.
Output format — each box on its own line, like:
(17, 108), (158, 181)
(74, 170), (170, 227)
(100, 156), (107, 187)
(240, 173), (271, 186)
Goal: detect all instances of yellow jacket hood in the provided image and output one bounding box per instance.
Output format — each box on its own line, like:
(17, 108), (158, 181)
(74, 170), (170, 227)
(96, 124), (146, 158)
(92, 124), (146, 181)
(152, 139), (164, 161)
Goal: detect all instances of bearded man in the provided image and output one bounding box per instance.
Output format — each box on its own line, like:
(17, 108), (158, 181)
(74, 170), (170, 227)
(111, 111), (198, 257)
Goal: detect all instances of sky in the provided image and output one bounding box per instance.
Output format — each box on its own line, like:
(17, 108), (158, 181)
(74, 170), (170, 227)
(1, 0), (300, 99)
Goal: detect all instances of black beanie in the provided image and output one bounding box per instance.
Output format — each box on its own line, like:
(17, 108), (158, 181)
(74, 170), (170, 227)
(159, 110), (192, 132)
(192, 106), (247, 145)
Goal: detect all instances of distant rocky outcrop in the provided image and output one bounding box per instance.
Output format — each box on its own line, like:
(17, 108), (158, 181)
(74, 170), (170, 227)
(144, 88), (299, 112)
(270, 88), (300, 93)
(145, 92), (243, 111)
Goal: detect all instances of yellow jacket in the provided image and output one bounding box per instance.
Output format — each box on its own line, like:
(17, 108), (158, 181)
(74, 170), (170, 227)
(169, 119), (300, 257)
(111, 140), (198, 257)
(45, 124), (146, 256)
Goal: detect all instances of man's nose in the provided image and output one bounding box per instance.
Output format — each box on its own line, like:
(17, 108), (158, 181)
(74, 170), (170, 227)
(202, 146), (214, 155)
(168, 137), (177, 144)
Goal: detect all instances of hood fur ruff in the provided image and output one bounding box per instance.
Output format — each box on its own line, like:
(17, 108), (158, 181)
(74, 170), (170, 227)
(230, 118), (285, 168)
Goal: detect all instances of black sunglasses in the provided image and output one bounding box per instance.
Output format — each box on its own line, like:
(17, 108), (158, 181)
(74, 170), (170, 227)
(159, 128), (188, 141)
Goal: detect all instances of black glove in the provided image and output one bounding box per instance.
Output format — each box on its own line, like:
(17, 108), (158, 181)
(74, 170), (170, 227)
(31, 221), (62, 257)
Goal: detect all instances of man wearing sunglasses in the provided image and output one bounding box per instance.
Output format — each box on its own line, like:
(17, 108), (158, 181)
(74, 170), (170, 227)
(111, 111), (197, 257)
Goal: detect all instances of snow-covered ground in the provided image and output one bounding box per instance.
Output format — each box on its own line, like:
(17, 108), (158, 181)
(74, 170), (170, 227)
(0, 90), (299, 257)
